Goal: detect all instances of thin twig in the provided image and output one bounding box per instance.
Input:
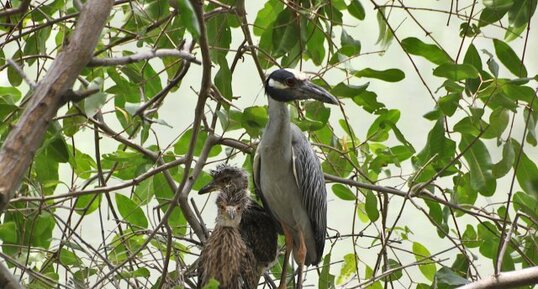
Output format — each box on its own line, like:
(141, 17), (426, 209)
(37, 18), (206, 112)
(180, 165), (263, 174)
(88, 48), (200, 67)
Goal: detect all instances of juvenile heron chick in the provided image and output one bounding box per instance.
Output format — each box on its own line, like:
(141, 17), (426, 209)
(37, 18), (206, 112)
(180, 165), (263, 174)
(198, 164), (279, 289)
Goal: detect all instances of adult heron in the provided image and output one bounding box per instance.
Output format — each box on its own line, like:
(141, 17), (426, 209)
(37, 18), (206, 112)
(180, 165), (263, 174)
(253, 68), (338, 289)
(198, 164), (279, 288)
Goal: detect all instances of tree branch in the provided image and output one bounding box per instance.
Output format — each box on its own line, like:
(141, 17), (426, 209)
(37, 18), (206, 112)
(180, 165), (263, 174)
(87, 48), (200, 67)
(0, 0), (114, 212)
(458, 266), (538, 289)
(0, 262), (23, 289)
(0, 0), (31, 17)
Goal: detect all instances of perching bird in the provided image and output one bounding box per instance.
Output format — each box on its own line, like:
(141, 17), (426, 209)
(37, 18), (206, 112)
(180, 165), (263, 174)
(253, 68), (338, 289)
(198, 164), (279, 289)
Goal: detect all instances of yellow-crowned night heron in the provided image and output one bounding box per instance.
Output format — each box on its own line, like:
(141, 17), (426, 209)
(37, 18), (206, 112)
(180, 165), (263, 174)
(253, 68), (338, 289)
(198, 164), (279, 289)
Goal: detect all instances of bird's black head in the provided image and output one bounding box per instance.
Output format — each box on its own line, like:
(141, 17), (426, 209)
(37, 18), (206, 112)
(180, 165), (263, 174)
(265, 68), (338, 104)
(198, 164), (249, 195)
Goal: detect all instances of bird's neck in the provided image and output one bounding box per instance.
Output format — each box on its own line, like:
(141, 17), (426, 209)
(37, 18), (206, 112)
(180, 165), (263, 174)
(266, 96), (291, 143)
(216, 217), (241, 228)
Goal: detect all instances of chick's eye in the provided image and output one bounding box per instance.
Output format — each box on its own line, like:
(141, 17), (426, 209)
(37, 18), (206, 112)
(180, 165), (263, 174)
(285, 78), (296, 87)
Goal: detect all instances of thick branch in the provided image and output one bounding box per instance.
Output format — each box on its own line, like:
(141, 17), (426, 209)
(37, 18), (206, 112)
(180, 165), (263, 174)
(458, 266), (538, 289)
(87, 48), (200, 67)
(0, 0), (114, 212)
(0, 262), (22, 289)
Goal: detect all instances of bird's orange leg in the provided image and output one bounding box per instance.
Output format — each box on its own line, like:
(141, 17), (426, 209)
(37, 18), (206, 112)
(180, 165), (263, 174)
(293, 230), (306, 289)
(279, 224), (293, 289)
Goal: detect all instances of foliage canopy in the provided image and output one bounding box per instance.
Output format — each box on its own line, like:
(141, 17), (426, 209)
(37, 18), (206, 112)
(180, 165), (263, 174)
(0, 0), (537, 288)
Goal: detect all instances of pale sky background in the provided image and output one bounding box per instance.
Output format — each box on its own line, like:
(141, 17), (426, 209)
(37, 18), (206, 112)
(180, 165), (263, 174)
(1, 0), (537, 288)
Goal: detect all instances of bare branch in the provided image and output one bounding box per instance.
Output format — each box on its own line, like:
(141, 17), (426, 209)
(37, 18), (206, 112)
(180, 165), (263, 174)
(87, 48), (201, 67)
(10, 157), (185, 203)
(458, 266), (538, 289)
(0, 0), (30, 17)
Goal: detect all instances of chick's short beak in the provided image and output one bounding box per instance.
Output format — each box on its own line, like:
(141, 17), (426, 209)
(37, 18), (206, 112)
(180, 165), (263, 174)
(198, 181), (218, 195)
(226, 207), (237, 220)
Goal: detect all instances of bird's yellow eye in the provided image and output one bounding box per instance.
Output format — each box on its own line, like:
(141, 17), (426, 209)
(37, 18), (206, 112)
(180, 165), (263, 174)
(285, 78), (296, 87)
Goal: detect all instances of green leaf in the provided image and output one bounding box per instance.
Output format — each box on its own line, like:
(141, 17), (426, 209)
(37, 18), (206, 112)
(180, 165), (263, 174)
(175, 0), (200, 39)
(433, 64), (479, 81)
(375, 8), (393, 47)
(253, 0), (284, 36)
(305, 19), (326, 65)
(367, 109), (400, 142)
(34, 152), (59, 195)
(452, 254), (470, 276)
(75, 194), (101, 215)
(60, 249), (82, 266)
(493, 38), (527, 77)
(133, 178), (154, 205)
(354, 68), (405, 82)
(484, 0), (514, 10)
(477, 221), (500, 258)
(383, 259), (402, 281)
(493, 140), (515, 178)
(116, 268), (150, 280)
(352, 90), (385, 113)
(153, 174), (187, 235)
(401, 37), (452, 65)
(206, 7), (231, 62)
(435, 266), (470, 286)
(454, 174), (478, 208)
(0, 222), (17, 243)
(463, 43), (482, 71)
(214, 59), (232, 100)
(524, 107), (538, 146)
(336, 253), (357, 285)
(83, 91), (106, 117)
(347, 0), (365, 20)
(241, 106), (268, 138)
(412, 242), (436, 281)
(340, 29), (361, 55)
(505, 0), (537, 40)
(462, 224), (480, 248)
(438, 93), (461, 116)
(62, 105), (87, 137)
(483, 107), (509, 139)
(67, 145), (96, 179)
(480, 7), (510, 27)
(115, 194), (148, 229)
(102, 151), (153, 180)
(201, 279), (220, 289)
(365, 191), (379, 222)
(332, 184), (356, 201)
(174, 128), (221, 157)
(459, 134), (496, 196)
(273, 8), (300, 57)
(512, 140), (538, 197)
(319, 253), (335, 289)
(331, 82), (369, 98)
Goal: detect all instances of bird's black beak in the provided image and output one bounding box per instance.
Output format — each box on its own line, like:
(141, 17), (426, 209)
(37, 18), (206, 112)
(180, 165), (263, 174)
(198, 180), (219, 195)
(298, 81), (339, 105)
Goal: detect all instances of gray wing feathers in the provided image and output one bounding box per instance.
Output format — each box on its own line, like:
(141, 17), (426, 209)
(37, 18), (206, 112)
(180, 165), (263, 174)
(291, 126), (327, 265)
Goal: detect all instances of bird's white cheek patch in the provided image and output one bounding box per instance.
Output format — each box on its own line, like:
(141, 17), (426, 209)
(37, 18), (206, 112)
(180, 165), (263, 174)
(268, 79), (288, 90)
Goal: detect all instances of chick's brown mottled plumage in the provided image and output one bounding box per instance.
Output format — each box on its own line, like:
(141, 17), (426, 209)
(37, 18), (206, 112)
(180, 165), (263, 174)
(198, 164), (279, 289)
